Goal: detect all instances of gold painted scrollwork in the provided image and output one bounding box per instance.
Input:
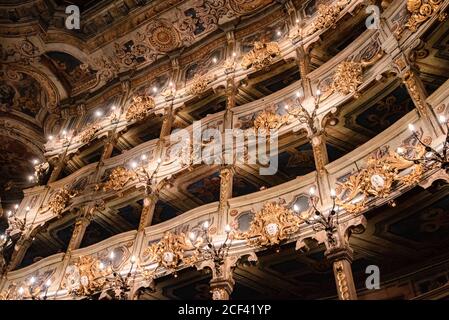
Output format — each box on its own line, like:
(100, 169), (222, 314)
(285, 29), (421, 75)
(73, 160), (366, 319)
(187, 74), (214, 96)
(331, 61), (364, 97)
(99, 167), (137, 192)
(241, 41), (281, 71)
(235, 202), (302, 247)
(336, 147), (425, 214)
(307, 0), (350, 35)
(253, 110), (288, 133)
(143, 232), (199, 274)
(125, 95), (156, 122)
(404, 0), (445, 33)
(40, 187), (78, 216)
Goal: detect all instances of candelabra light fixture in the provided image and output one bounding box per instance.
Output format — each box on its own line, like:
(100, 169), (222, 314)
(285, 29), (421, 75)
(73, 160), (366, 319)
(130, 155), (162, 195)
(6, 204), (30, 236)
(99, 252), (138, 300)
(284, 90), (322, 134)
(398, 117), (449, 173)
(17, 277), (52, 300)
(294, 187), (339, 246)
(188, 221), (233, 276)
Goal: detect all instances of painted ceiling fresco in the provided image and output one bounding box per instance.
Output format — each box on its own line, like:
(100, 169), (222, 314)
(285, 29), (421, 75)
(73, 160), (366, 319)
(0, 72), (47, 118)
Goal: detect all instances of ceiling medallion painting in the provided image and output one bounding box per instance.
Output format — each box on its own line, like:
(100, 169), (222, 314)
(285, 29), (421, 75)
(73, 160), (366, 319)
(336, 147), (425, 214)
(241, 41), (281, 71)
(235, 202), (302, 247)
(125, 95), (156, 123)
(141, 19), (182, 53)
(227, 0), (273, 15)
(143, 232), (199, 275)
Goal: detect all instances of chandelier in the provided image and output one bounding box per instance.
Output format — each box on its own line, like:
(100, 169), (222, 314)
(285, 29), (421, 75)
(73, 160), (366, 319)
(284, 90), (322, 134)
(294, 187), (339, 246)
(188, 221), (233, 276)
(130, 155), (162, 195)
(398, 117), (449, 173)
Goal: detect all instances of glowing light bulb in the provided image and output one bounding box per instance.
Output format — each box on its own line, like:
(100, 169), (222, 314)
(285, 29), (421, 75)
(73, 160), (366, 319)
(293, 204), (300, 212)
(296, 91), (301, 98)
(284, 105), (289, 110)
(7, 210), (12, 217)
(14, 204), (19, 210)
(99, 262), (105, 270)
(203, 221), (210, 230)
(130, 161), (138, 169)
(29, 276), (36, 285)
(408, 124), (416, 132)
(95, 110), (103, 117)
(111, 105), (117, 111)
(32, 159), (39, 165)
(152, 86), (158, 93)
(397, 147), (405, 155)
(232, 52), (237, 57)
(309, 187), (316, 196)
(189, 232), (196, 242)
(28, 175), (34, 182)
(212, 57), (218, 64)
(295, 18), (300, 23)
(330, 189), (336, 198)
(48, 135), (54, 141)
(224, 224), (232, 233)
(131, 255), (136, 264)
(18, 287), (24, 295)
(26, 206), (30, 212)
(276, 30), (282, 36)
(62, 130), (67, 136)
(141, 154), (147, 161)
(439, 115), (447, 124)
(45, 279), (51, 287)
(316, 89), (321, 97)
(157, 158), (162, 164)
(109, 251), (115, 260)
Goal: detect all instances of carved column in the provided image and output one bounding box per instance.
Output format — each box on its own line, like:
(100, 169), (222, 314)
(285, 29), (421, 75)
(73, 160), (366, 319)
(310, 133), (330, 197)
(296, 46), (313, 98)
(160, 105), (174, 139)
(218, 166), (234, 231)
(138, 193), (158, 231)
(48, 153), (67, 183)
(7, 235), (33, 271)
(401, 69), (442, 135)
(325, 247), (358, 300)
(100, 132), (117, 163)
(66, 216), (90, 255)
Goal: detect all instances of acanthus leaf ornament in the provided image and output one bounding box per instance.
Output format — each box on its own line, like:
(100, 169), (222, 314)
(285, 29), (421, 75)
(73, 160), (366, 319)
(143, 232), (199, 274)
(62, 255), (109, 297)
(253, 110), (288, 133)
(331, 61), (364, 97)
(241, 41), (281, 71)
(235, 202), (302, 247)
(99, 167), (137, 192)
(40, 187), (78, 216)
(77, 123), (100, 144)
(404, 0), (445, 33)
(125, 95), (156, 123)
(336, 147), (425, 214)
(187, 74), (214, 96)
(307, 0), (351, 36)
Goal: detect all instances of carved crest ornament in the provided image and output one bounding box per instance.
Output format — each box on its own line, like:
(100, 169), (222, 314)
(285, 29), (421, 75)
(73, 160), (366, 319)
(143, 232), (199, 274)
(236, 202), (302, 247)
(331, 61), (364, 97)
(62, 255), (109, 297)
(39, 187), (78, 216)
(253, 110), (289, 133)
(241, 41), (281, 71)
(404, 0), (446, 33)
(307, 0), (351, 35)
(125, 95), (156, 122)
(100, 167), (137, 192)
(335, 147), (425, 214)
(77, 123), (100, 144)
(187, 74), (214, 96)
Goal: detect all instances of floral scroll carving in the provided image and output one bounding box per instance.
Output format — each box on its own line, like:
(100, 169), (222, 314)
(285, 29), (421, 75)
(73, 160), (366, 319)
(241, 41), (281, 71)
(125, 95), (156, 122)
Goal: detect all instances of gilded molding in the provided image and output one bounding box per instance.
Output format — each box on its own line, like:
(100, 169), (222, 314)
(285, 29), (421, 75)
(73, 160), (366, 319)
(125, 95), (156, 122)
(241, 41), (281, 71)
(307, 0), (351, 36)
(187, 74), (214, 96)
(99, 167), (137, 192)
(253, 110), (288, 133)
(236, 202), (302, 247)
